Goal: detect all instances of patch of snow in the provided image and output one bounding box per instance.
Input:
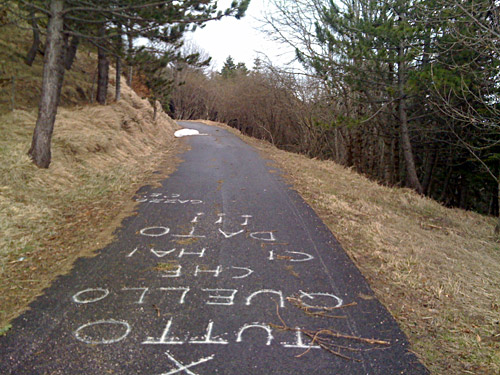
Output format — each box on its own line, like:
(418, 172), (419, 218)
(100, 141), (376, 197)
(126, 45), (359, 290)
(174, 128), (200, 137)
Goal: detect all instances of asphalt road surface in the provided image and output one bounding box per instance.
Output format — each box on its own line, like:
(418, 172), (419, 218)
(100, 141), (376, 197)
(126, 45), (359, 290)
(0, 121), (428, 374)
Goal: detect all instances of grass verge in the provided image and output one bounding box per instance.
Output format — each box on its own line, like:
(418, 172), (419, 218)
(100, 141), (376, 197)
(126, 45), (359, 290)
(0, 6), (186, 343)
(196, 120), (500, 375)
(0, 79), (183, 330)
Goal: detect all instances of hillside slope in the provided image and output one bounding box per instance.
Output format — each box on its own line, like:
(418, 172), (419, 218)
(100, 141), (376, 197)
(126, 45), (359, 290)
(196, 120), (500, 375)
(0, 71), (181, 331)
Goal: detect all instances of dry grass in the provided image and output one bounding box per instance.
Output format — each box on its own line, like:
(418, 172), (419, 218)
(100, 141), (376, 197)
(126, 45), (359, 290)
(196, 120), (500, 375)
(0, 74), (182, 329)
(0, 7), (185, 338)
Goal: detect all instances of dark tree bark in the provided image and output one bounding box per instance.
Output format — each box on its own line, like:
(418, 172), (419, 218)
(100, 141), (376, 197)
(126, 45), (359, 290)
(64, 35), (80, 70)
(28, 0), (66, 168)
(97, 48), (109, 104)
(391, 125), (400, 185)
(398, 39), (423, 194)
(96, 28), (109, 105)
(399, 101), (422, 193)
(439, 167), (453, 202)
(459, 180), (468, 209)
(115, 56), (121, 101)
(352, 127), (362, 172)
(115, 22), (123, 101)
(126, 29), (134, 87)
(495, 162), (500, 235)
(90, 68), (97, 103)
(383, 132), (393, 184)
(345, 131), (353, 167)
(25, 8), (40, 66)
(422, 148), (437, 195)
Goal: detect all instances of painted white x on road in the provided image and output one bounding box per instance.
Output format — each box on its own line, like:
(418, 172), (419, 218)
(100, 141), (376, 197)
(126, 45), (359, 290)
(160, 351), (215, 375)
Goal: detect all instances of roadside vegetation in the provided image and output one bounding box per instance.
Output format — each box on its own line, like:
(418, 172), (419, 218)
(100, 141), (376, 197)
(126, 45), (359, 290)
(198, 120), (500, 374)
(0, 21), (180, 330)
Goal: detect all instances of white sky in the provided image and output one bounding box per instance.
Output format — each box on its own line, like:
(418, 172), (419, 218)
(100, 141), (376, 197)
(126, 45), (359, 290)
(186, 0), (296, 70)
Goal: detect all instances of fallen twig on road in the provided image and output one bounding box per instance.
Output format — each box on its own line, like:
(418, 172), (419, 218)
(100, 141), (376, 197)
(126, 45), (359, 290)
(287, 295), (357, 318)
(272, 300), (390, 361)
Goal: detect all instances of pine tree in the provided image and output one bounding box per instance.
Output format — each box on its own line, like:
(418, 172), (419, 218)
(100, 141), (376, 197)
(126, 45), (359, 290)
(220, 56), (248, 78)
(300, 0), (427, 192)
(17, 0), (250, 168)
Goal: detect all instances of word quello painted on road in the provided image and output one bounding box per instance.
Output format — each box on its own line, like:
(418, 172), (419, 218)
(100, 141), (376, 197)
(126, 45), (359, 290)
(70, 207), (345, 356)
(72, 287), (342, 309)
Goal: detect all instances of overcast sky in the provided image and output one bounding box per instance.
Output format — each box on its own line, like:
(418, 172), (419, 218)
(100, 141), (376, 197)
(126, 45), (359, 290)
(186, 0), (296, 71)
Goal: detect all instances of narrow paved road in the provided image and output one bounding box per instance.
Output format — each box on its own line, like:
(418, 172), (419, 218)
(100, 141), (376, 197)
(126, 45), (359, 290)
(0, 122), (428, 374)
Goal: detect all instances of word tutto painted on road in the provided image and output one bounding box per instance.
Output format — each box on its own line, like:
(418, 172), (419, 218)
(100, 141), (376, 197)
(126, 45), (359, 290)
(74, 317), (323, 350)
(69, 202), (347, 374)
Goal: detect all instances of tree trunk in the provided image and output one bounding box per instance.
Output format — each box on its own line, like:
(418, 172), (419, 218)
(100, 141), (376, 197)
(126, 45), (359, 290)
(28, 0), (66, 168)
(126, 29), (134, 87)
(64, 35), (79, 70)
(96, 30), (109, 105)
(426, 154), (438, 197)
(439, 167), (453, 203)
(114, 22), (124, 101)
(496, 182), (500, 235)
(398, 38), (423, 194)
(90, 68), (97, 103)
(127, 66), (133, 87)
(25, 8), (40, 66)
(383, 133), (393, 184)
(459, 181), (468, 209)
(366, 125), (376, 176)
(495, 163), (500, 235)
(399, 99), (422, 193)
(115, 56), (121, 101)
(352, 127), (362, 172)
(392, 124), (400, 185)
(334, 127), (341, 162)
(422, 148), (436, 194)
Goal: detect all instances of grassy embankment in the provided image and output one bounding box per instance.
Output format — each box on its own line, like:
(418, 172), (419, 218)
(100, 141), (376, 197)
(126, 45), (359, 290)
(0, 22), (181, 331)
(196, 120), (500, 375)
